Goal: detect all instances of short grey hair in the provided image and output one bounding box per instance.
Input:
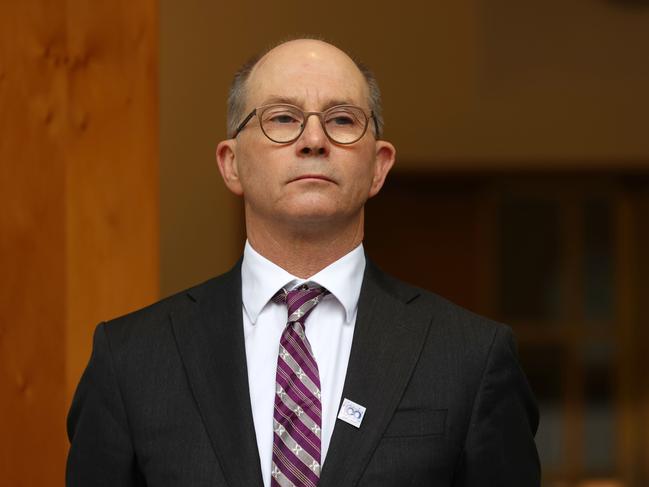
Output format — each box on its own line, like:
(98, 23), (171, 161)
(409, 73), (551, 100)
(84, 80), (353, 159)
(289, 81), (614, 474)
(226, 40), (384, 139)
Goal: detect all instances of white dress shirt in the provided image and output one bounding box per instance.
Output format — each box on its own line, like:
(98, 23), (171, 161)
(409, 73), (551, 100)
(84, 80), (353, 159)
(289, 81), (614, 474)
(241, 240), (365, 487)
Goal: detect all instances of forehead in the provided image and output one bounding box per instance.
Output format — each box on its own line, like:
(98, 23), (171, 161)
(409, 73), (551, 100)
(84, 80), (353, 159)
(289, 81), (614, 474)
(245, 40), (369, 110)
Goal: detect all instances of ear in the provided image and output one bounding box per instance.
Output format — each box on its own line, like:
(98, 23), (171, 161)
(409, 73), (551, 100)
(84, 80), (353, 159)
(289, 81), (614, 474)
(216, 139), (244, 196)
(368, 140), (396, 198)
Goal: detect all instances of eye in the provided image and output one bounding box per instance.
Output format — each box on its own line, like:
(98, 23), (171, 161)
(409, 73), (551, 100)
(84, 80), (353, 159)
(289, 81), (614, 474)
(331, 115), (354, 126)
(325, 108), (363, 127)
(262, 107), (302, 125)
(271, 113), (300, 124)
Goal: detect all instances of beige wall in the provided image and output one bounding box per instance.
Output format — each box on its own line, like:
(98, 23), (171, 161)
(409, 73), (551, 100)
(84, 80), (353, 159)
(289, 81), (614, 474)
(160, 0), (649, 295)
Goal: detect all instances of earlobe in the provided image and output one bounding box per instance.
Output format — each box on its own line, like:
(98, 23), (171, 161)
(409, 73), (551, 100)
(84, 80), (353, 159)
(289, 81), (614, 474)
(216, 140), (244, 196)
(369, 140), (396, 198)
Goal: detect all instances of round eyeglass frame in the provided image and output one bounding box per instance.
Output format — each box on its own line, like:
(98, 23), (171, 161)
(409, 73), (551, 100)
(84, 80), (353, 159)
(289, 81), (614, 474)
(232, 103), (379, 145)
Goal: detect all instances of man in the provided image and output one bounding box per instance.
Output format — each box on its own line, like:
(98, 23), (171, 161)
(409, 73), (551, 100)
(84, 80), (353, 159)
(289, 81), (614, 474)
(67, 39), (540, 486)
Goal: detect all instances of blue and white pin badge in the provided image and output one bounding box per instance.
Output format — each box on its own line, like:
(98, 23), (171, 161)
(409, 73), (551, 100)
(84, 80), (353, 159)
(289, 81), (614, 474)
(338, 398), (366, 428)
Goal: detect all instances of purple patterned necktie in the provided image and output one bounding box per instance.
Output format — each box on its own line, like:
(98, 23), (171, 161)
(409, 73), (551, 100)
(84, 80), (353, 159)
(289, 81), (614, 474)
(270, 284), (330, 487)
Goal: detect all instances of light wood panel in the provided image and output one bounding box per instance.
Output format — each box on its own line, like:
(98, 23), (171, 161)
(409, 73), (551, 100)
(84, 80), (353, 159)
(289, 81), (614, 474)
(0, 1), (158, 485)
(64, 0), (159, 405)
(0, 2), (68, 484)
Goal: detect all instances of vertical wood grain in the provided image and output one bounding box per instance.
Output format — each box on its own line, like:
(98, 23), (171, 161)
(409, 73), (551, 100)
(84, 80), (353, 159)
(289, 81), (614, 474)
(64, 0), (159, 407)
(0, 2), (69, 484)
(0, 1), (158, 485)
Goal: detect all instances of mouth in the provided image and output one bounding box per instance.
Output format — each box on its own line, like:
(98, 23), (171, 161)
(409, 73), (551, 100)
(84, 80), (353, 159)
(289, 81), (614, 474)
(289, 174), (335, 184)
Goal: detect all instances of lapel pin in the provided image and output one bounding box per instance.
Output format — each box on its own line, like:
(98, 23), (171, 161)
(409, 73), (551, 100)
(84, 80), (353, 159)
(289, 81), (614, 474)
(337, 398), (366, 428)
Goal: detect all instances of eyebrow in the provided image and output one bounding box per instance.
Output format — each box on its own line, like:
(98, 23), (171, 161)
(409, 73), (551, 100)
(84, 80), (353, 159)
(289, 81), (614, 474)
(260, 95), (357, 110)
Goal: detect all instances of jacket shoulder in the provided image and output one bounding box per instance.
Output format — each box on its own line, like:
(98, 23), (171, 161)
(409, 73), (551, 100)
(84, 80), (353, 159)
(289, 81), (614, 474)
(101, 263), (240, 345)
(367, 260), (509, 347)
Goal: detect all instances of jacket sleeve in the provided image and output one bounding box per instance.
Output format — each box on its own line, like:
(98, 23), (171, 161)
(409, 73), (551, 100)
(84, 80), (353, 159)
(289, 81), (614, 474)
(66, 323), (143, 486)
(453, 326), (541, 486)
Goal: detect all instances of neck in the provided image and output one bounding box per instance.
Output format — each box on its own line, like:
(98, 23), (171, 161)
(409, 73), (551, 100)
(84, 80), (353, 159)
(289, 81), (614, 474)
(246, 212), (365, 278)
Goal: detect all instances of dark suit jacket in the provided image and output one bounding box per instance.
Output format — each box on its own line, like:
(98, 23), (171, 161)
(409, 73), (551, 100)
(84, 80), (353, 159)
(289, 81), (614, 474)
(67, 259), (540, 486)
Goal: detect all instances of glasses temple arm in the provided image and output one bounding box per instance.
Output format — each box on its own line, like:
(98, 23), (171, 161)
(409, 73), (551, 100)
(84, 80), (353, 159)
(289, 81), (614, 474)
(232, 109), (257, 138)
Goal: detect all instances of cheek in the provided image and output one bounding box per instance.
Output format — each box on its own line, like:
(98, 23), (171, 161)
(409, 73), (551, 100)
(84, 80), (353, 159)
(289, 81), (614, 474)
(347, 150), (377, 190)
(236, 146), (272, 193)
(240, 167), (272, 200)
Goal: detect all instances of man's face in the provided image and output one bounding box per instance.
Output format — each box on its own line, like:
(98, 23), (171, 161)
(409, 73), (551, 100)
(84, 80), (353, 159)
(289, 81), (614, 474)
(217, 40), (395, 231)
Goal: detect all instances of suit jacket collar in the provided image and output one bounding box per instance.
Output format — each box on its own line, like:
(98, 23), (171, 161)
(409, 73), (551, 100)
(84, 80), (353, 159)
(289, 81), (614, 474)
(171, 258), (432, 487)
(170, 259), (265, 487)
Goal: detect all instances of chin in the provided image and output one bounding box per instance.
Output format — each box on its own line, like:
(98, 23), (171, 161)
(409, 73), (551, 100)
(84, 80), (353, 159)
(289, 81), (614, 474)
(280, 205), (343, 226)
(290, 209), (338, 223)
(277, 196), (360, 227)
(283, 196), (337, 216)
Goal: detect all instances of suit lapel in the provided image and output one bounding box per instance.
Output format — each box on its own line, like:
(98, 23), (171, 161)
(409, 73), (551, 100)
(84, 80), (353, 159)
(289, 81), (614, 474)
(319, 261), (432, 487)
(170, 262), (264, 487)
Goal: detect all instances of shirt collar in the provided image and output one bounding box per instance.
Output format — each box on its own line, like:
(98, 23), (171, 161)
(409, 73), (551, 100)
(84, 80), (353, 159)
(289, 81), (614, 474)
(241, 240), (366, 324)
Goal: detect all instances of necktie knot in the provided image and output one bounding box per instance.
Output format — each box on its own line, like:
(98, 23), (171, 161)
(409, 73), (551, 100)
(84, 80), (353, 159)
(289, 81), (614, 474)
(272, 284), (330, 325)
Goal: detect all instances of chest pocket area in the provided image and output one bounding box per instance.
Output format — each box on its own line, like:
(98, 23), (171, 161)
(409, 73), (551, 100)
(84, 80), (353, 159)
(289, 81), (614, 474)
(383, 408), (447, 438)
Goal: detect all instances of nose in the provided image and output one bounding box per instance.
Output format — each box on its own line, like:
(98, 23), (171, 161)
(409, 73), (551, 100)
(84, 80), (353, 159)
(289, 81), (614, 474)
(295, 114), (330, 157)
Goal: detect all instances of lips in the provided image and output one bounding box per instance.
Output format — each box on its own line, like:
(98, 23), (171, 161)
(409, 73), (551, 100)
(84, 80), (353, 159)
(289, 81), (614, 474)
(290, 174), (335, 183)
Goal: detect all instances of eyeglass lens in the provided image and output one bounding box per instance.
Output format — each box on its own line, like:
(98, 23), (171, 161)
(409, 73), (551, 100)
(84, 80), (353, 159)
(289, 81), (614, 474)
(259, 105), (368, 144)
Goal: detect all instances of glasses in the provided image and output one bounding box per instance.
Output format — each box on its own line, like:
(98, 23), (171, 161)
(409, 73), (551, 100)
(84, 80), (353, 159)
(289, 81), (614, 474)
(233, 103), (378, 145)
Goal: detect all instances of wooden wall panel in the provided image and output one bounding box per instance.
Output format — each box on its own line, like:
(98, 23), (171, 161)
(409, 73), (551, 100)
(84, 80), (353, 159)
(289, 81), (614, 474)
(64, 0), (159, 405)
(0, 1), (158, 485)
(0, 2), (69, 484)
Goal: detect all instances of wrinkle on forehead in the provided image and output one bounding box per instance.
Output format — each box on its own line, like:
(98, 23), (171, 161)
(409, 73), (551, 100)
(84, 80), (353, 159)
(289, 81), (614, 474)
(245, 40), (369, 112)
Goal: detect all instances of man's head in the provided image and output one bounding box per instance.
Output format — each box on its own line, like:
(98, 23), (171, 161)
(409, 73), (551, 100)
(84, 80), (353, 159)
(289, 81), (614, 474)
(216, 39), (396, 238)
